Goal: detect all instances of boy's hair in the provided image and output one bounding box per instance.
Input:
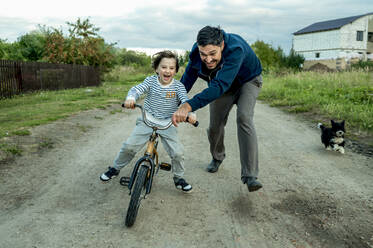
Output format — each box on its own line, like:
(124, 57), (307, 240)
(197, 26), (224, 47)
(152, 50), (179, 73)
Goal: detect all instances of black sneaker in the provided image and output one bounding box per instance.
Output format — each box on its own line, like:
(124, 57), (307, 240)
(206, 159), (222, 173)
(244, 177), (262, 192)
(100, 167), (119, 182)
(174, 177), (193, 193)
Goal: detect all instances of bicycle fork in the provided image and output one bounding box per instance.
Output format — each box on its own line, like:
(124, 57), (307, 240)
(126, 132), (159, 197)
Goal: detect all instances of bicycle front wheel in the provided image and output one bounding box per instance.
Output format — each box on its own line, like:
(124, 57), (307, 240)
(125, 163), (148, 227)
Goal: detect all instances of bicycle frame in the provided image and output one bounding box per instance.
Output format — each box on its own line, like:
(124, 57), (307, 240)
(127, 129), (159, 195)
(126, 104), (172, 196)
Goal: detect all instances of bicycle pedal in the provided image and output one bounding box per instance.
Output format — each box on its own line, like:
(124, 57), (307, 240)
(159, 162), (171, 171)
(119, 176), (130, 186)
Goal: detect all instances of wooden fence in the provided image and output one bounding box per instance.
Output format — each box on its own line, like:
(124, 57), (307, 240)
(0, 60), (101, 99)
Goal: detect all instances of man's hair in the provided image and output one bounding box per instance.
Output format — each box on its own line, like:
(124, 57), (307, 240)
(197, 26), (224, 46)
(152, 50), (179, 72)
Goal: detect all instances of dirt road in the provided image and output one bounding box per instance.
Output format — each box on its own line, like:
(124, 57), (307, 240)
(0, 80), (372, 248)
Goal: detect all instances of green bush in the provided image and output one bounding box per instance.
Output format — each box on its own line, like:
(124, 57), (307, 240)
(351, 60), (373, 71)
(118, 49), (151, 67)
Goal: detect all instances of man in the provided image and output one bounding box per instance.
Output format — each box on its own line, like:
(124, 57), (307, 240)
(172, 26), (263, 192)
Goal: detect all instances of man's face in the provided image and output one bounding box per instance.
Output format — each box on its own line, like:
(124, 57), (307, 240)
(198, 42), (224, 70)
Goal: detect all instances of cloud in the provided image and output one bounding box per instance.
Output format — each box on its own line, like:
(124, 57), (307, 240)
(1, 0), (373, 54)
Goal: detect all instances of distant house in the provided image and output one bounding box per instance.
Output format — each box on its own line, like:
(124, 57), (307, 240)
(292, 13), (373, 70)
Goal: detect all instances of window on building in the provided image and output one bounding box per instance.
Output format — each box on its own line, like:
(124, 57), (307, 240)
(315, 53), (320, 58)
(357, 31), (364, 41)
(368, 32), (373, 42)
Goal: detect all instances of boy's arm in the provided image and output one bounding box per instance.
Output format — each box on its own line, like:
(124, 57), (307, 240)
(126, 76), (151, 101)
(176, 82), (189, 105)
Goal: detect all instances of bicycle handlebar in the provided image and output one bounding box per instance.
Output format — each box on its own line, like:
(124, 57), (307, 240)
(121, 103), (199, 128)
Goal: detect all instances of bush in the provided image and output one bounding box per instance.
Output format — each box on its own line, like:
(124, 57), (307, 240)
(281, 49), (305, 71)
(351, 60), (373, 71)
(118, 49), (151, 67)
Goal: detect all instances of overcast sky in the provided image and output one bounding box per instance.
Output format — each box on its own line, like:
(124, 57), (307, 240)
(0, 0), (372, 55)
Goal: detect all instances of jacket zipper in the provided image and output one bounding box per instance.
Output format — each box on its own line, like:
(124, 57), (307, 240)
(199, 63), (224, 82)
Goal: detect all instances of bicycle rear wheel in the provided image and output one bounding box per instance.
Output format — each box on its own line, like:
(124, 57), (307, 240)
(125, 163), (148, 227)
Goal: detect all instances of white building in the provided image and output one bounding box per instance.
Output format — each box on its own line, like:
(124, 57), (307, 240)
(293, 13), (373, 70)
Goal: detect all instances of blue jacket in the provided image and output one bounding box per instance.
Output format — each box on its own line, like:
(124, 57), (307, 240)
(181, 30), (262, 111)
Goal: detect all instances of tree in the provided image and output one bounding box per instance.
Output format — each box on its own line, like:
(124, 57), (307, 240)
(119, 49), (151, 67)
(250, 40), (305, 72)
(42, 18), (116, 71)
(251, 40), (282, 71)
(0, 39), (24, 61)
(43, 27), (68, 64)
(178, 51), (190, 66)
(67, 18), (100, 39)
(281, 49), (305, 70)
(18, 31), (46, 61)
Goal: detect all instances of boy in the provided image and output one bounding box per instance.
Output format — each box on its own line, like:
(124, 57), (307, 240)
(100, 50), (195, 193)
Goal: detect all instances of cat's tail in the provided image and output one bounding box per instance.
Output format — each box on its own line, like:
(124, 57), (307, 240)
(317, 123), (325, 130)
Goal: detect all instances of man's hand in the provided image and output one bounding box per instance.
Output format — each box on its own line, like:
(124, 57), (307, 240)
(124, 99), (136, 109)
(172, 102), (192, 127)
(187, 112), (197, 124)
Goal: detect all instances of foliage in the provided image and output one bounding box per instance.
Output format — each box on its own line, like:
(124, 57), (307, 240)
(42, 18), (117, 72)
(251, 40), (305, 72)
(1, 18), (116, 73)
(118, 49), (151, 67)
(280, 49), (305, 71)
(178, 51), (190, 66)
(17, 31), (46, 61)
(351, 60), (373, 71)
(0, 39), (24, 60)
(251, 40), (282, 71)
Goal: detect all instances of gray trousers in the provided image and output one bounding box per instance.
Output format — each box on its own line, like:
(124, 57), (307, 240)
(113, 118), (185, 178)
(207, 75), (262, 182)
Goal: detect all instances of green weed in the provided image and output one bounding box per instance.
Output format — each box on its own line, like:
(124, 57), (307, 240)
(260, 70), (373, 134)
(11, 129), (31, 136)
(0, 143), (22, 156)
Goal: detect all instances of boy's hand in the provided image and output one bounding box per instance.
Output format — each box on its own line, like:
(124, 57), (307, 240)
(124, 99), (136, 109)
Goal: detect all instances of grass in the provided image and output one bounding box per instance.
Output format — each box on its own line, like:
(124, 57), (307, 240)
(260, 70), (373, 136)
(103, 65), (153, 82)
(0, 68), (146, 138)
(1, 66), (372, 148)
(0, 143), (22, 156)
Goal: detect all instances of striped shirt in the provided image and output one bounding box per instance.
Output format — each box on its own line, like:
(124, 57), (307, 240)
(126, 75), (189, 120)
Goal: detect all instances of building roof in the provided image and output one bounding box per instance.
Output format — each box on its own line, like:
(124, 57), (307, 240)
(293, 13), (373, 35)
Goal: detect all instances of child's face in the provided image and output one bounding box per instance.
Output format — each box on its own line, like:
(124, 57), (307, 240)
(156, 58), (177, 85)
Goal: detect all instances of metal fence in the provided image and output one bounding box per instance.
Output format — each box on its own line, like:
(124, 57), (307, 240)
(0, 60), (101, 99)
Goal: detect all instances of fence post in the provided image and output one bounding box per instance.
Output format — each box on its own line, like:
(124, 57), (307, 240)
(15, 61), (23, 94)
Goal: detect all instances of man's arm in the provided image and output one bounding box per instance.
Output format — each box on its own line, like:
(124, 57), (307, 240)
(180, 44), (199, 92)
(180, 60), (199, 93)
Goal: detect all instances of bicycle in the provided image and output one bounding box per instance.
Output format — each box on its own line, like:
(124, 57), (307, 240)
(119, 103), (198, 227)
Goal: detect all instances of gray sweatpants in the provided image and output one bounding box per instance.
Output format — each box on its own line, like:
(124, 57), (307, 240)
(113, 117), (185, 178)
(207, 75), (262, 182)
